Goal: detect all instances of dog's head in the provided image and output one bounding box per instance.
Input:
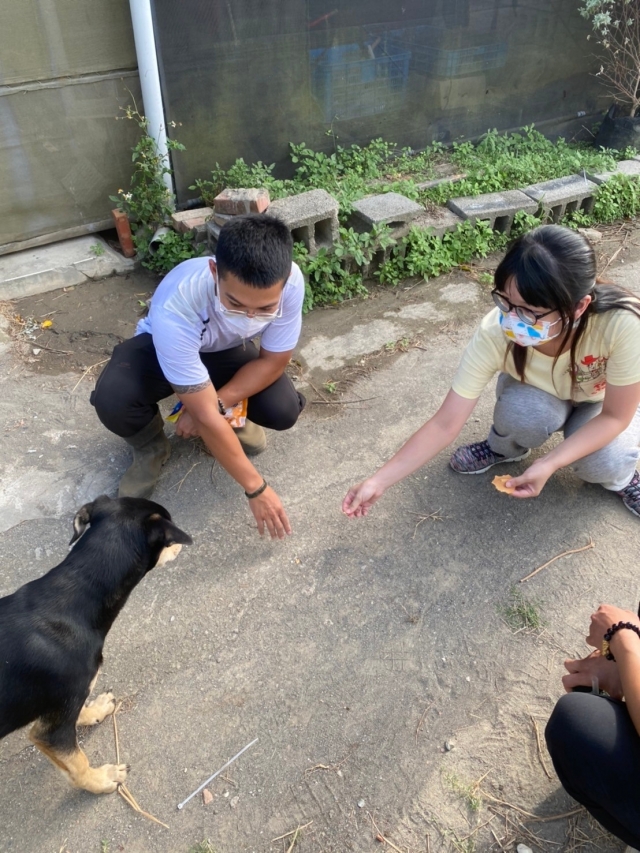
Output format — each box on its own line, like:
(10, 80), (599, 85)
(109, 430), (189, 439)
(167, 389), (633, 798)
(69, 495), (192, 571)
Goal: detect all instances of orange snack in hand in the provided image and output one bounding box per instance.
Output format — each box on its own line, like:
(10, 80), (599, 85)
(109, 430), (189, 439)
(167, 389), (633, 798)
(492, 474), (515, 494)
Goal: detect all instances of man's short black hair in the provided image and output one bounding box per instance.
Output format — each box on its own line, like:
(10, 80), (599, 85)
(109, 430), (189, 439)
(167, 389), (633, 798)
(215, 214), (293, 288)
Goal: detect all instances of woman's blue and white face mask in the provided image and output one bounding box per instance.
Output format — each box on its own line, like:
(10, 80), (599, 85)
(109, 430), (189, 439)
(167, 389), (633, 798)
(498, 310), (563, 347)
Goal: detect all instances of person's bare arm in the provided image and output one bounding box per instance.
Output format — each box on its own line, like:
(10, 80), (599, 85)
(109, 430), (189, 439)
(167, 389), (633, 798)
(611, 631), (640, 736)
(342, 389), (479, 516)
(216, 347), (292, 408)
(587, 604), (640, 736)
(174, 380), (290, 538)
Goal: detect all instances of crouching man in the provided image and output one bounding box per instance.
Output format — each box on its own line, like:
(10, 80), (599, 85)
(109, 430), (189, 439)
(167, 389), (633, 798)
(91, 214), (305, 539)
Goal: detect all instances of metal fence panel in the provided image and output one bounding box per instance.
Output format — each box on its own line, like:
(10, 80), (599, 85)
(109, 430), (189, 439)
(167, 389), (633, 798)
(151, 0), (605, 206)
(0, 0), (140, 251)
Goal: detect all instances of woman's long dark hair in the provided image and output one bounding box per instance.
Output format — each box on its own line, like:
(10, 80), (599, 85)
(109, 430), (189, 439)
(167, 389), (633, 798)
(494, 225), (640, 393)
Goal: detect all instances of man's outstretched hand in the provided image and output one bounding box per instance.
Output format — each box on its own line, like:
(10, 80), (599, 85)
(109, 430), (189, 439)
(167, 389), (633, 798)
(174, 410), (290, 539)
(249, 486), (292, 539)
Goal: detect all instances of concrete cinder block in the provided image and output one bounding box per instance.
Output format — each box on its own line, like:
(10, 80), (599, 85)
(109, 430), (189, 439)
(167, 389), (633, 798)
(192, 223), (209, 244)
(521, 174), (598, 222)
(212, 211), (235, 227)
(361, 209), (464, 278)
(350, 192), (423, 231)
(377, 207), (463, 244)
(214, 188), (270, 215)
(405, 207), (464, 239)
(586, 159), (640, 185)
(268, 189), (339, 254)
(447, 189), (538, 233)
(206, 221), (222, 250)
(205, 211), (235, 248)
(171, 207), (212, 234)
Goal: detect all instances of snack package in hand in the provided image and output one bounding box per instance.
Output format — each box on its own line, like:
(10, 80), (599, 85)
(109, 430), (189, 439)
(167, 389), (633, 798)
(166, 401), (184, 423)
(224, 398), (248, 429)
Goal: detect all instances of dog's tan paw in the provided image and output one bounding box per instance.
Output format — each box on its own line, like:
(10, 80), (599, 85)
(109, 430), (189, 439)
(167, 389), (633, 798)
(77, 692), (116, 726)
(88, 762), (128, 794)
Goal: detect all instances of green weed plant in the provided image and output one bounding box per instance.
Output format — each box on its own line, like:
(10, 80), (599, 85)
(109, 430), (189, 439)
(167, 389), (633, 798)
(500, 586), (545, 632)
(111, 105), (201, 272)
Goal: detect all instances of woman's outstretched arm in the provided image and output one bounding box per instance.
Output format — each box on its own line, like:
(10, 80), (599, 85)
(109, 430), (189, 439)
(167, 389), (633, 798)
(342, 389), (478, 517)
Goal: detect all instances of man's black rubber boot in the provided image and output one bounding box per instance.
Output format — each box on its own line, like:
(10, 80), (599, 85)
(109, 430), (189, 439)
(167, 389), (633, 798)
(234, 419), (267, 456)
(118, 412), (171, 499)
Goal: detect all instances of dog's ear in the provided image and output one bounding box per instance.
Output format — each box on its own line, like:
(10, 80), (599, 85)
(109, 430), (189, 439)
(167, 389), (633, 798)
(144, 513), (192, 569)
(69, 501), (95, 547)
(163, 520), (193, 546)
(145, 513), (193, 548)
(69, 495), (115, 546)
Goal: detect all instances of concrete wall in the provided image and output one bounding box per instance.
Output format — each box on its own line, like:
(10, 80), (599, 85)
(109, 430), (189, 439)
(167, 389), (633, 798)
(0, 0), (141, 253)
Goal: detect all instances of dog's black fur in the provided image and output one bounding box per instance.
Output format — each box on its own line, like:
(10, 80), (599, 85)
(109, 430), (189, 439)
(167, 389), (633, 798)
(0, 495), (191, 793)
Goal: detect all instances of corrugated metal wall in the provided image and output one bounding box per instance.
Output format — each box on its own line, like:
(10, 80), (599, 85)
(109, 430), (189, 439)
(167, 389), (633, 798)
(0, 0), (141, 253)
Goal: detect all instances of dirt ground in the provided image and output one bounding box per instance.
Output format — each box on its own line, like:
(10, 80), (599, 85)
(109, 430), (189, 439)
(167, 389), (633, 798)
(0, 223), (639, 853)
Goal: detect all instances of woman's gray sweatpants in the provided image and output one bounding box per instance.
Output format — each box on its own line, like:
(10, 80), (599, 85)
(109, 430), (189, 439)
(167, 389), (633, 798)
(487, 374), (640, 491)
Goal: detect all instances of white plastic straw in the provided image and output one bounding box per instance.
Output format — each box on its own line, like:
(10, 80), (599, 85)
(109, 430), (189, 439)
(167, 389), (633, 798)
(177, 737), (258, 810)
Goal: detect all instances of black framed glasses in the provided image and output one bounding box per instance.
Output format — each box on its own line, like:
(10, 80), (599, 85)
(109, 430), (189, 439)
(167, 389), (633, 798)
(214, 277), (283, 320)
(491, 289), (557, 327)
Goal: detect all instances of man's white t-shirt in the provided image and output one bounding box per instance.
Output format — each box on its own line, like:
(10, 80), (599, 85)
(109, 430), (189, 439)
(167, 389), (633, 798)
(136, 256), (305, 387)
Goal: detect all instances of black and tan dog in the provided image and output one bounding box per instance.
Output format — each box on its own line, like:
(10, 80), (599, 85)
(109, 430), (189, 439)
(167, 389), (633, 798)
(0, 495), (191, 794)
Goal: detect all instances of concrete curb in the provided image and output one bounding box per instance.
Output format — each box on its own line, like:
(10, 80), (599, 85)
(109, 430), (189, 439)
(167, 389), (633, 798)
(0, 235), (136, 302)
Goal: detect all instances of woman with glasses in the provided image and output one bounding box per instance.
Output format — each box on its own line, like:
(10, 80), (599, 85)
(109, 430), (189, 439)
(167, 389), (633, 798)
(343, 224), (640, 519)
(91, 215), (305, 539)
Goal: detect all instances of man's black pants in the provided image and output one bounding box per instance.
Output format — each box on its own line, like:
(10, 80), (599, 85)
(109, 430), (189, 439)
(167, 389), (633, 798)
(545, 691), (640, 848)
(90, 333), (305, 438)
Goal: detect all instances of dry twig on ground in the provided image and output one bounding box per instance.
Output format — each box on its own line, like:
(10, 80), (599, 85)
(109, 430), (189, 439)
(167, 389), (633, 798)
(415, 701), (434, 744)
(71, 359), (109, 393)
(366, 811), (405, 853)
(529, 714), (553, 780)
(520, 538), (594, 583)
(405, 508), (444, 539)
(112, 703), (169, 829)
(168, 460), (202, 492)
(305, 747), (355, 775)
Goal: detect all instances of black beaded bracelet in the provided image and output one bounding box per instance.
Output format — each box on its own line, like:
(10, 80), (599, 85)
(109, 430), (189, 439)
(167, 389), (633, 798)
(245, 479), (268, 500)
(217, 398), (226, 416)
(602, 621), (640, 661)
